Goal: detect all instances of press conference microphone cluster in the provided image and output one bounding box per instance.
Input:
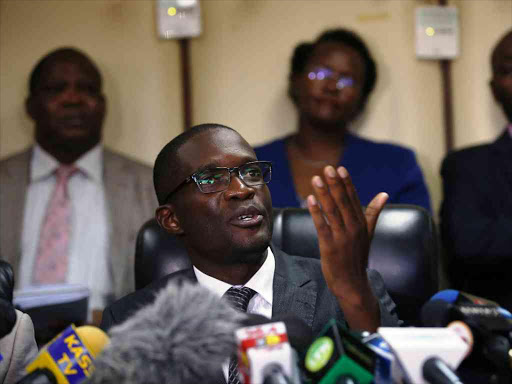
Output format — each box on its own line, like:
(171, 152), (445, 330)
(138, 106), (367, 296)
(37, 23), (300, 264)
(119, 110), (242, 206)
(87, 281), (246, 384)
(17, 325), (109, 384)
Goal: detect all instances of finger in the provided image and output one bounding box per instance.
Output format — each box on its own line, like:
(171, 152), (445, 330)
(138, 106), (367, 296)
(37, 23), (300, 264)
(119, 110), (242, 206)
(311, 172), (344, 231)
(336, 166), (365, 226)
(323, 166), (359, 230)
(365, 192), (388, 239)
(306, 194), (333, 243)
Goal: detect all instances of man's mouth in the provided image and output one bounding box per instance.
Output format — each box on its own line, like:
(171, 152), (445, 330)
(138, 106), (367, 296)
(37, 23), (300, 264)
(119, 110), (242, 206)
(61, 117), (86, 127)
(230, 207), (265, 228)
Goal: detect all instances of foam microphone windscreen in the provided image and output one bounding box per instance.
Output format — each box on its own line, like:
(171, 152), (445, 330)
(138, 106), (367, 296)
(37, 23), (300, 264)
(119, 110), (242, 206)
(87, 281), (245, 384)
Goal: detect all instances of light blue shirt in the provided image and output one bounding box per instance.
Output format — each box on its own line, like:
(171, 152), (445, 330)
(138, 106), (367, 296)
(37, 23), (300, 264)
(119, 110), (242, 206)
(19, 144), (112, 314)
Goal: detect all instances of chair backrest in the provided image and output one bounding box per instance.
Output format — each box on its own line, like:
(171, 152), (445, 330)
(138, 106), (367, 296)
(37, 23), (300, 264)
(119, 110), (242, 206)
(134, 220), (192, 291)
(135, 205), (440, 325)
(272, 205), (440, 325)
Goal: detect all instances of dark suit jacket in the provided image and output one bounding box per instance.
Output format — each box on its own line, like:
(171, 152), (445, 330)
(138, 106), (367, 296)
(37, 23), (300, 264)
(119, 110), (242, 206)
(441, 130), (512, 310)
(101, 245), (401, 335)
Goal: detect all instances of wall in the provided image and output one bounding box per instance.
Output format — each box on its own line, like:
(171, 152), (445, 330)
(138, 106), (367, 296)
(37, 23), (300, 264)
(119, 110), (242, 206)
(0, 0), (183, 166)
(1, 0), (511, 218)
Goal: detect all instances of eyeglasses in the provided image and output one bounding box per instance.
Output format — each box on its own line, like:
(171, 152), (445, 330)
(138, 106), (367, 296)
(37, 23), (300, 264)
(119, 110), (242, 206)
(307, 66), (355, 90)
(163, 161), (272, 202)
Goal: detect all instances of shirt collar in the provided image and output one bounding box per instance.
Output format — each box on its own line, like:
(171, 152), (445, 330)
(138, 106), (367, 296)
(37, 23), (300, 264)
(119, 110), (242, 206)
(193, 247), (275, 306)
(30, 144), (103, 182)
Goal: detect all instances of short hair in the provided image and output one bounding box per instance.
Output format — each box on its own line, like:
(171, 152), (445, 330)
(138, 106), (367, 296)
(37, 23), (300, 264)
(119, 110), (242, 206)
(29, 47), (102, 94)
(289, 28), (377, 108)
(153, 124), (238, 205)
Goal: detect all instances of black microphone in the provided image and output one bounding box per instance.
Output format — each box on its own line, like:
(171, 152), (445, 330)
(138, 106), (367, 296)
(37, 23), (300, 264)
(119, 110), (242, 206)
(423, 357), (464, 384)
(303, 319), (377, 384)
(422, 299), (512, 370)
(87, 281), (246, 384)
(426, 290), (512, 333)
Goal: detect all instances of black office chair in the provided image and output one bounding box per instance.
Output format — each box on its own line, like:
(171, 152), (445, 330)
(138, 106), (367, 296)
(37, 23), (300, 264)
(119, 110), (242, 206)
(135, 205), (440, 325)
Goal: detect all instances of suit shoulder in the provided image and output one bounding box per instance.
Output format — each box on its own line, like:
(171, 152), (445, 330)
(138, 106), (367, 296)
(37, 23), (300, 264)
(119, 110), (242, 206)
(442, 143), (493, 169)
(103, 269), (194, 329)
(103, 148), (153, 173)
(0, 148), (31, 170)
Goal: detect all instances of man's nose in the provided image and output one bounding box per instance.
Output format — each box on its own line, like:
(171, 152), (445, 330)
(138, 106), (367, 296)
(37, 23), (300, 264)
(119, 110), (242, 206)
(224, 174), (255, 200)
(61, 86), (85, 105)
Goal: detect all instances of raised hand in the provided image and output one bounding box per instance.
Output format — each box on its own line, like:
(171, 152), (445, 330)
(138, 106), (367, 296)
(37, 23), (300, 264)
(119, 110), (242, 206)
(306, 165), (388, 331)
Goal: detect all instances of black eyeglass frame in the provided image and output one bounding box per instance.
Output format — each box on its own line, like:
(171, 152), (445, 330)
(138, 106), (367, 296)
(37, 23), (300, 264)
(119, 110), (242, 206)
(163, 160), (272, 203)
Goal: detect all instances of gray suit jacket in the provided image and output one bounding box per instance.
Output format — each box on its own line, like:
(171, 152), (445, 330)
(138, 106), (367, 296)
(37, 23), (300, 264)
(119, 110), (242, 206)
(0, 310), (38, 384)
(0, 147), (158, 300)
(100, 245), (401, 335)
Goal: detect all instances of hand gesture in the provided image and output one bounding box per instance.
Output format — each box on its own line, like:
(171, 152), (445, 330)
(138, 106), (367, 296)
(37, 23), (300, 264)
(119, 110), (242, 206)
(306, 165), (388, 331)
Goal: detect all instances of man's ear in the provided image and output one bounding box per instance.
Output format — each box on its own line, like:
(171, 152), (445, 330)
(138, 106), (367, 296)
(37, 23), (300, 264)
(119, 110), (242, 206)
(156, 204), (184, 235)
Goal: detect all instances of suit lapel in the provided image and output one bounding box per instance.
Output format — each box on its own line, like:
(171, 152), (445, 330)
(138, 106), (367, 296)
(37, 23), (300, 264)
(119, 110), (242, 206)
(271, 245), (317, 329)
(0, 149), (31, 280)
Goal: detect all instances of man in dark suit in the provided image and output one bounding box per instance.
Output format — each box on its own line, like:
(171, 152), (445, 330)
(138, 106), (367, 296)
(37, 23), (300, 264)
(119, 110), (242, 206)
(441, 29), (512, 310)
(101, 123), (400, 335)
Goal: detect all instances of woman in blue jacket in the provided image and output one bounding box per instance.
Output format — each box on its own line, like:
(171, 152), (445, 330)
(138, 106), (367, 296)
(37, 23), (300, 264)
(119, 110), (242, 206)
(254, 28), (431, 212)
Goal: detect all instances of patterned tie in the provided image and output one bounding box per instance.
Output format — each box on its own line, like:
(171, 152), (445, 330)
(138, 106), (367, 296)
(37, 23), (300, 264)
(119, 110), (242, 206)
(223, 286), (256, 384)
(33, 165), (78, 285)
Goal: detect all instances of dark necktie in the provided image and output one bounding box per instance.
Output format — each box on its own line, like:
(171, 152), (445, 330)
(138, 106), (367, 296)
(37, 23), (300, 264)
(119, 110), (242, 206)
(223, 286), (256, 384)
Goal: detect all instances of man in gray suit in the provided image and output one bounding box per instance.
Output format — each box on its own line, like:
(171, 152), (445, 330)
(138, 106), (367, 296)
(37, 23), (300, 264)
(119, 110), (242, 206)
(0, 48), (157, 322)
(101, 124), (400, 336)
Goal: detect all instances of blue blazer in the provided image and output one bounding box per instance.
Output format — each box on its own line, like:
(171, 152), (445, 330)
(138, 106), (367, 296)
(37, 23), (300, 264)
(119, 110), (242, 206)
(254, 133), (431, 213)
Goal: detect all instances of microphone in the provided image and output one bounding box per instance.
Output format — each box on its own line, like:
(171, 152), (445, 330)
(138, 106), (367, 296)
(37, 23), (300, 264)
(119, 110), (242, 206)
(303, 319), (377, 384)
(362, 333), (403, 384)
(235, 314), (312, 384)
(17, 324), (109, 384)
(422, 357), (464, 384)
(429, 290), (512, 332)
(88, 281), (245, 384)
(421, 299), (512, 381)
(377, 327), (469, 384)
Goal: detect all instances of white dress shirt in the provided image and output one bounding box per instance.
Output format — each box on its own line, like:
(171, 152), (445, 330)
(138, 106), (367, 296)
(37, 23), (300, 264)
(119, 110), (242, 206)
(193, 247), (276, 380)
(19, 144), (112, 313)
